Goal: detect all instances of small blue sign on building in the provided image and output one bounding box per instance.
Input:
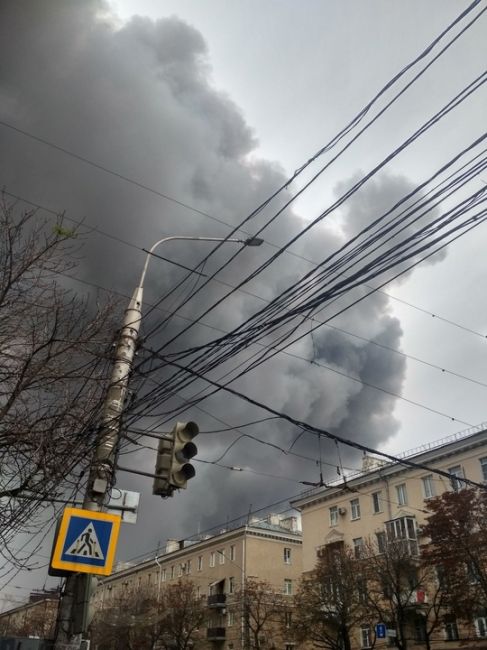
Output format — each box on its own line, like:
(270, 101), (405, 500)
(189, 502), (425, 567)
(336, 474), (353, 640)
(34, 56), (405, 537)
(376, 623), (387, 639)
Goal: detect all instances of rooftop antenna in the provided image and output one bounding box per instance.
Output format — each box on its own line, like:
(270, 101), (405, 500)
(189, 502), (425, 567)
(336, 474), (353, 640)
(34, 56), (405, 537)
(318, 432), (324, 487)
(246, 504), (253, 525)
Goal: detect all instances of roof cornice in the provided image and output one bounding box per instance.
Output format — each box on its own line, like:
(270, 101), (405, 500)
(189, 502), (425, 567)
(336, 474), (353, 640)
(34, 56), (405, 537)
(291, 428), (487, 510)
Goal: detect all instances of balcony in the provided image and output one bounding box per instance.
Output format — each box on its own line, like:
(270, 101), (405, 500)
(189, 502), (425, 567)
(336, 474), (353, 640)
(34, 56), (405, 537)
(207, 627), (226, 641)
(393, 590), (428, 606)
(208, 593), (227, 608)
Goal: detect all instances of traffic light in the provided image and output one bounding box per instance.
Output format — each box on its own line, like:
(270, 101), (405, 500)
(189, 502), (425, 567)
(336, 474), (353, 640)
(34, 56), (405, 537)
(152, 421), (199, 497)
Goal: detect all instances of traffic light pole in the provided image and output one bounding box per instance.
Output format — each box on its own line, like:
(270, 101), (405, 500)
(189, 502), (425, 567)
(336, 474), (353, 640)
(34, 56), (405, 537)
(54, 287), (143, 648)
(52, 235), (263, 648)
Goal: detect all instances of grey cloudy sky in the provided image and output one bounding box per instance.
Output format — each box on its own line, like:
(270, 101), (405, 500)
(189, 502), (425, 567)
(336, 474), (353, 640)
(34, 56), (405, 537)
(0, 0), (486, 604)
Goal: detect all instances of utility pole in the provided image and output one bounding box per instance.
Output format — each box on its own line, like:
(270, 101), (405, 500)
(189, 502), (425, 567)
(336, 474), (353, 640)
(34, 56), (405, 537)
(52, 235), (263, 648)
(54, 288), (142, 648)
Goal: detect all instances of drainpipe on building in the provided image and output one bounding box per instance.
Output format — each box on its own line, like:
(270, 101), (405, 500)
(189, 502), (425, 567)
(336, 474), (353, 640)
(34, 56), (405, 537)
(155, 556), (162, 603)
(241, 528), (247, 650)
(381, 471), (393, 520)
(155, 555), (163, 646)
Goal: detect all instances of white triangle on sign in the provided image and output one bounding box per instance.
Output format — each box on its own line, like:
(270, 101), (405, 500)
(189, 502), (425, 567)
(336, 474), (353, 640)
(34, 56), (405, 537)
(65, 522), (105, 560)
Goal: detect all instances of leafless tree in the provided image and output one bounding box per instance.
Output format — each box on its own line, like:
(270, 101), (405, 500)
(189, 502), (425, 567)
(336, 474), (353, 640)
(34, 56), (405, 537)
(0, 597), (58, 638)
(362, 533), (443, 650)
(293, 544), (370, 650)
(421, 488), (487, 631)
(157, 579), (205, 650)
(236, 578), (289, 650)
(91, 584), (159, 650)
(91, 579), (204, 650)
(0, 197), (118, 566)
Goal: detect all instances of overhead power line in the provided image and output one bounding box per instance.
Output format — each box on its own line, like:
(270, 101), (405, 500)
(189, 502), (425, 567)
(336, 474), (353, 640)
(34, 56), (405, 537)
(147, 352), (487, 491)
(131, 145), (487, 425)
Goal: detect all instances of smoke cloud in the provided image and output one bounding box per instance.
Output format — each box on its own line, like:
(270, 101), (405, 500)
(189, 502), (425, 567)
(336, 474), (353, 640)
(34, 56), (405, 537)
(0, 0), (447, 571)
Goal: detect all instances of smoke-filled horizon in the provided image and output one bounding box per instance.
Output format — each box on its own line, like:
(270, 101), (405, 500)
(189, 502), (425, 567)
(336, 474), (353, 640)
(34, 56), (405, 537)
(1, 0), (486, 602)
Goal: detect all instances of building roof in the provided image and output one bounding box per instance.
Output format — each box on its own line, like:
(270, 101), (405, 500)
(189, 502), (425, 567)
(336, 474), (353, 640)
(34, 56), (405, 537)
(105, 516), (301, 584)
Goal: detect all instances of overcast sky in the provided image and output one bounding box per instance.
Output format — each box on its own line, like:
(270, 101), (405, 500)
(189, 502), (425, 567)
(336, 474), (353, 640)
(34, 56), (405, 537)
(1, 0), (486, 605)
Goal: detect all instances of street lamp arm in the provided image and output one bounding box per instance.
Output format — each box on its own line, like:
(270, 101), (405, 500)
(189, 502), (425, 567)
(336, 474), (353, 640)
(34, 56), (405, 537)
(138, 235), (263, 288)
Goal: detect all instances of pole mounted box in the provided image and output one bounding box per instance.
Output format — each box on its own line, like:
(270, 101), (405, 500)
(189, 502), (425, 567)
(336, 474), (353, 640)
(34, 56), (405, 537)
(152, 421), (199, 497)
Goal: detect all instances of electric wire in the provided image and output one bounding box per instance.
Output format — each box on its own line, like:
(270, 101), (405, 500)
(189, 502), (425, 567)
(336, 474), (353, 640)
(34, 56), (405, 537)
(147, 352), (487, 491)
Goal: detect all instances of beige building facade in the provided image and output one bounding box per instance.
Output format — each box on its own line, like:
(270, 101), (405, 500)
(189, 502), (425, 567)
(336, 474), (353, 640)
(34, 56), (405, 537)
(94, 514), (302, 649)
(291, 425), (487, 649)
(0, 596), (58, 639)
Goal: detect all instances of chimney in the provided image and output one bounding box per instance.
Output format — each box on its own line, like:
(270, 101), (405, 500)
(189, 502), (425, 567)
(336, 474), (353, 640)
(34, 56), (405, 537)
(166, 539), (179, 554)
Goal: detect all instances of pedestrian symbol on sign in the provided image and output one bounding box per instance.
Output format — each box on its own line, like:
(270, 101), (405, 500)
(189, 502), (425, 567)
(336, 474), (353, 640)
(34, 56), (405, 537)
(65, 522), (104, 559)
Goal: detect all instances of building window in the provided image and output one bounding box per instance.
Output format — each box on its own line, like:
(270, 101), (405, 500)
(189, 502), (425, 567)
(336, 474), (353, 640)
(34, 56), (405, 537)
(350, 498), (361, 520)
(480, 457), (487, 481)
(353, 537), (363, 559)
(422, 475), (435, 499)
(196, 585), (200, 598)
(178, 564), (183, 577)
(284, 547), (291, 564)
(210, 552), (215, 568)
(198, 555), (203, 571)
(357, 576), (367, 604)
(467, 560), (481, 584)
(445, 620), (459, 641)
(436, 565), (446, 589)
(161, 568), (166, 582)
(372, 491), (382, 514)
(329, 505), (338, 526)
(284, 579), (293, 595)
(285, 645), (295, 650)
(361, 625), (372, 648)
(396, 483), (408, 506)
(228, 577), (235, 594)
(449, 465), (465, 491)
(187, 559), (191, 574)
(415, 617), (427, 643)
(227, 611), (235, 627)
(170, 566), (175, 579)
(285, 611), (292, 628)
(219, 549), (225, 564)
(475, 615), (487, 638)
(376, 531), (386, 554)
(230, 545), (236, 561)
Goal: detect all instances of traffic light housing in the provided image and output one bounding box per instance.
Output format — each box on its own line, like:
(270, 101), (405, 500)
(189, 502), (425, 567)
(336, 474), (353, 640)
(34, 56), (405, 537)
(153, 437), (174, 497)
(153, 421), (199, 497)
(170, 421), (199, 489)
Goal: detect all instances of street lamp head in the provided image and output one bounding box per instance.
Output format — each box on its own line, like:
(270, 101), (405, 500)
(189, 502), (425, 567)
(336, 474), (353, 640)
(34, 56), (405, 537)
(244, 237), (264, 247)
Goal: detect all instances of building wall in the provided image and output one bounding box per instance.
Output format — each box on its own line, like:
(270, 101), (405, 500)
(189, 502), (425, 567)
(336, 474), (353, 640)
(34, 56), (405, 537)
(93, 519), (302, 649)
(292, 428), (487, 650)
(0, 598), (58, 639)
(295, 429), (487, 573)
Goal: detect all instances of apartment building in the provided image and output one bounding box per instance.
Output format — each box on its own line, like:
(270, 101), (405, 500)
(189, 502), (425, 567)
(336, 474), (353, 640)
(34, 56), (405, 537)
(0, 596), (58, 640)
(291, 424), (487, 650)
(93, 513), (302, 649)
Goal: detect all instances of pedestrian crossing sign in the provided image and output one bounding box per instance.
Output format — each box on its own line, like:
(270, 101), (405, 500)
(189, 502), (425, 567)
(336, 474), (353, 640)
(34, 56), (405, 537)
(51, 507), (121, 575)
